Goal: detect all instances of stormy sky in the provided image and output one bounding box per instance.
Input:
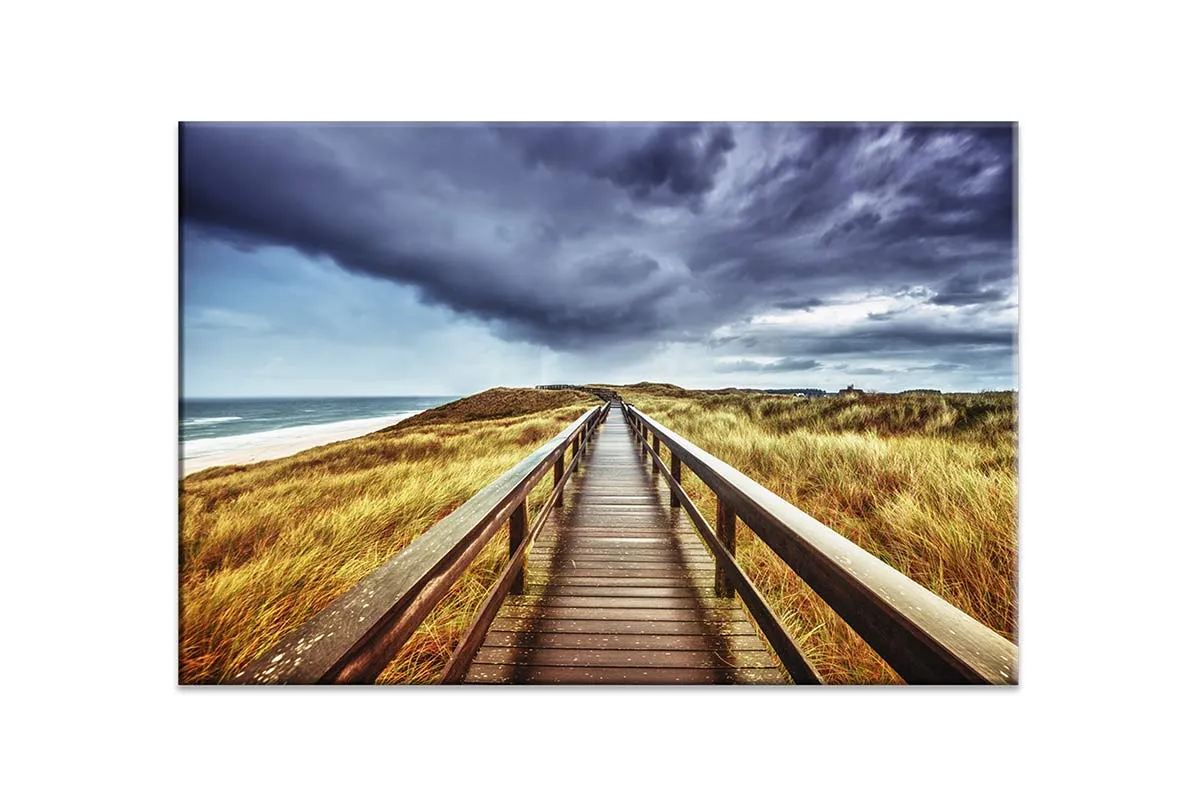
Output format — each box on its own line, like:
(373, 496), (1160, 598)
(181, 122), (1016, 396)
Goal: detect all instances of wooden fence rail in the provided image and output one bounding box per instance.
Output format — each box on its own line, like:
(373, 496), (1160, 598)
(620, 402), (1017, 685)
(229, 392), (1016, 685)
(233, 402), (609, 684)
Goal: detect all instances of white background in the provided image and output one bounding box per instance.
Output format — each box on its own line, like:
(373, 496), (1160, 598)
(3, 1), (1196, 807)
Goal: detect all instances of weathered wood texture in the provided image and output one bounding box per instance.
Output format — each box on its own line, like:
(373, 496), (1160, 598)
(626, 418), (822, 684)
(233, 405), (606, 684)
(623, 405), (1019, 685)
(437, 419), (597, 684)
(462, 411), (789, 685)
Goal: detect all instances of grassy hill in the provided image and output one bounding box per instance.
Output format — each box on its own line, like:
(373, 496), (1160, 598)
(179, 387), (596, 684)
(609, 383), (1017, 684)
(180, 382), (1016, 685)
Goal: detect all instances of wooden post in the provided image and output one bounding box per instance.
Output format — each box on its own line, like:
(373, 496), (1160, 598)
(509, 499), (528, 594)
(554, 454), (565, 507)
(670, 453), (682, 507)
(715, 497), (736, 597)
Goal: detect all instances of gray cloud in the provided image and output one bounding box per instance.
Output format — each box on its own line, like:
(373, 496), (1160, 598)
(772, 296), (824, 311)
(710, 321), (1015, 355)
(930, 269), (1014, 306)
(180, 122), (1016, 387)
(497, 123), (736, 204)
(715, 357), (823, 374)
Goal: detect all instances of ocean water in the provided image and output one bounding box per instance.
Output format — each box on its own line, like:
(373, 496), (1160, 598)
(180, 396), (456, 442)
(179, 395), (460, 476)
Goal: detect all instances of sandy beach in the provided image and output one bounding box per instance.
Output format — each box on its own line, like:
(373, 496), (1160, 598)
(181, 411), (420, 477)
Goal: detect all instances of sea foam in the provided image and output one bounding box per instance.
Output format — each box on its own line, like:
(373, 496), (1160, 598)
(181, 410), (422, 477)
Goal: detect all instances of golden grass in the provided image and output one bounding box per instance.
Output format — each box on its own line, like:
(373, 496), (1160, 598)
(179, 387), (594, 684)
(181, 381), (1015, 686)
(608, 385), (1017, 684)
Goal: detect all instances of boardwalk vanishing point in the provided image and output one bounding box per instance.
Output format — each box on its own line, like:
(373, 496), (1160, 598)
(462, 409), (785, 684)
(235, 395), (1018, 686)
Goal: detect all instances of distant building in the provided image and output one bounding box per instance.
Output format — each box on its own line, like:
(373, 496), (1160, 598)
(837, 384), (862, 399)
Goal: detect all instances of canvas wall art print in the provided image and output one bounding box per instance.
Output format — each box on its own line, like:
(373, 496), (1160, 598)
(179, 122), (1017, 685)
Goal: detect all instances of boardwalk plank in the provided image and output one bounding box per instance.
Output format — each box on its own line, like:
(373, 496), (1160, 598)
(525, 569), (712, 579)
(531, 577), (714, 589)
(481, 631), (767, 651)
(495, 605), (748, 621)
(507, 594), (729, 609)
(464, 664), (787, 685)
(473, 647), (778, 669)
(462, 409), (788, 686)
(487, 617), (759, 636)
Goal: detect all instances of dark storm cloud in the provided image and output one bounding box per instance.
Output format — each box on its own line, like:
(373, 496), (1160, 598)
(181, 123), (683, 348)
(716, 357), (823, 374)
(181, 122), (1016, 380)
(772, 297), (824, 311)
(930, 268), (1013, 306)
(682, 124), (1015, 297)
(915, 362), (966, 372)
(826, 360), (967, 377)
(819, 210), (883, 246)
(714, 321), (1016, 356)
(496, 123), (736, 203)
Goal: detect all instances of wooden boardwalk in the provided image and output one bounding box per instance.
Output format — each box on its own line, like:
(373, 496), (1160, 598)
(463, 409), (787, 684)
(238, 397), (1016, 686)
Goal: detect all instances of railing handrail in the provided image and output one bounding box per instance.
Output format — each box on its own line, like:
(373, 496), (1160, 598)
(622, 403), (1017, 685)
(234, 402), (608, 684)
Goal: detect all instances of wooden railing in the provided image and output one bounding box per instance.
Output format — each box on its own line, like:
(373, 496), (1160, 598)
(234, 402), (610, 684)
(621, 402), (1018, 685)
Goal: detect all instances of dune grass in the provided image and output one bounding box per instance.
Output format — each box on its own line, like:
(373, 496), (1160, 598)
(607, 385), (1017, 684)
(179, 387), (594, 684)
(181, 383), (1015, 685)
